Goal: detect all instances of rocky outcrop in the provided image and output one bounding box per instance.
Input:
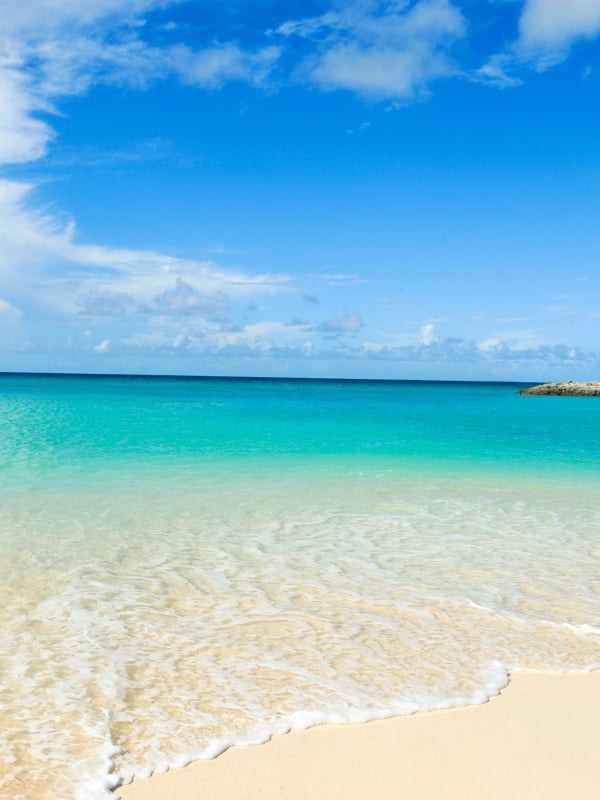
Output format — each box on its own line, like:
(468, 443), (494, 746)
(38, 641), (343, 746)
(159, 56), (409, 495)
(518, 381), (600, 396)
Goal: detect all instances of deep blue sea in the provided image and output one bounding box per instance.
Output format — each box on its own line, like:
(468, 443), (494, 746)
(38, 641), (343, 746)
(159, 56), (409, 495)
(1, 374), (598, 799)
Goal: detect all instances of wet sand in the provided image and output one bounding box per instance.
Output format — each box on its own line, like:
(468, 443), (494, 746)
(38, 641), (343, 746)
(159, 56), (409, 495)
(115, 670), (600, 800)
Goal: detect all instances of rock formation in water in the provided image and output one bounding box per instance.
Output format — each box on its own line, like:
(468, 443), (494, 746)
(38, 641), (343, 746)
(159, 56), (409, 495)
(518, 381), (600, 396)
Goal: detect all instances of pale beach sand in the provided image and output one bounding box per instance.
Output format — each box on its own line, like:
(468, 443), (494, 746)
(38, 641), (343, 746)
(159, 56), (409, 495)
(115, 671), (600, 800)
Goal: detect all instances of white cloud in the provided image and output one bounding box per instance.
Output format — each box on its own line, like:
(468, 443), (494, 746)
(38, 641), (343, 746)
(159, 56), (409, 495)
(478, 0), (600, 78)
(310, 43), (443, 97)
(357, 333), (597, 369)
(172, 43), (281, 88)
(418, 322), (437, 345)
(477, 328), (546, 353)
(208, 320), (310, 354)
(9, 29), (280, 103)
(1, 2), (170, 104)
(278, 0), (466, 98)
(0, 1), (281, 179)
(0, 60), (53, 164)
(83, 310), (600, 376)
(0, 298), (22, 318)
(319, 311), (364, 333)
(147, 278), (229, 318)
(0, 179), (73, 274)
(478, 337), (502, 353)
(0, 2), (288, 348)
(362, 321), (440, 352)
(78, 291), (136, 317)
(32, 36), (164, 96)
(0, 1), (174, 34)
(518, 0), (600, 58)
(0, 179), (293, 326)
(93, 339), (111, 353)
(472, 54), (523, 89)
(274, 11), (339, 40)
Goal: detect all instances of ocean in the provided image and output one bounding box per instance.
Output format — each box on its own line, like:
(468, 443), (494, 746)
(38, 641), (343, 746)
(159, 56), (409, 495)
(1, 374), (598, 799)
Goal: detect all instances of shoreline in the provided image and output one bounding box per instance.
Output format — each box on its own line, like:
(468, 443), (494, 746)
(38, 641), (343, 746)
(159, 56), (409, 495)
(115, 670), (600, 800)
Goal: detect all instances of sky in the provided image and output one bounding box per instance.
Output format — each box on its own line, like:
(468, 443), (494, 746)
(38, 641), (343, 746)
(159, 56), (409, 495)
(0, 0), (599, 381)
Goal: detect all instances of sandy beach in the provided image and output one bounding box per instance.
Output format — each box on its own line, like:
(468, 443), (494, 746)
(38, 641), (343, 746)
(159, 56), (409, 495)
(116, 670), (600, 800)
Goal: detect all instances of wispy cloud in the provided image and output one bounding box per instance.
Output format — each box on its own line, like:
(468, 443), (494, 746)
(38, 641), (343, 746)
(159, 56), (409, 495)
(144, 278), (230, 319)
(309, 272), (367, 286)
(0, 58), (54, 165)
(472, 54), (523, 89)
(45, 137), (180, 169)
(92, 338), (111, 353)
(0, 3), (292, 350)
(0, 179), (292, 324)
(204, 242), (248, 256)
(275, 0), (466, 99)
(476, 0), (600, 84)
(546, 305), (576, 316)
(318, 311), (364, 333)
(472, 312), (533, 324)
(0, 298), (23, 319)
(171, 42), (281, 88)
(0, 1), (281, 174)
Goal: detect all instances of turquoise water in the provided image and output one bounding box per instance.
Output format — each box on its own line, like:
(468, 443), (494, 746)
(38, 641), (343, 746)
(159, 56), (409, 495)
(2, 374), (598, 487)
(0, 374), (598, 799)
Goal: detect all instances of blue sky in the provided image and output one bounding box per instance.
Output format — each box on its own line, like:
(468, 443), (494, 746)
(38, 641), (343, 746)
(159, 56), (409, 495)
(0, 0), (599, 380)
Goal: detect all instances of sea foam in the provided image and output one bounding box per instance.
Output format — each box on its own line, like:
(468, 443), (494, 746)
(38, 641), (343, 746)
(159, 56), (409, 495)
(0, 474), (598, 799)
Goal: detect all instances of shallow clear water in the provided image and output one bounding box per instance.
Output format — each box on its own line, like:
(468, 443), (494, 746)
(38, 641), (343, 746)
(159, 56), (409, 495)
(0, 374), (598, 799)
